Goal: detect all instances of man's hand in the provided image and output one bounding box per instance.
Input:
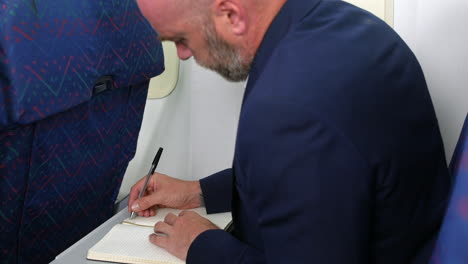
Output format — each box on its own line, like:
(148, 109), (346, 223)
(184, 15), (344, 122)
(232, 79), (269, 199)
(128, 173), (203, 217)
(150, 211), (220, 260)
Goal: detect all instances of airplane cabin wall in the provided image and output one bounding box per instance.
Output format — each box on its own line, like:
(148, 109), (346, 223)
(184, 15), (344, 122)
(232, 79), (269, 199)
(394, 0), (468, 162)
(118, 59), (245, 201)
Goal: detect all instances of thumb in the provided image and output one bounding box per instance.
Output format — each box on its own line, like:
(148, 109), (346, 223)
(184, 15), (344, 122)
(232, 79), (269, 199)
(131, 194), (160, 212)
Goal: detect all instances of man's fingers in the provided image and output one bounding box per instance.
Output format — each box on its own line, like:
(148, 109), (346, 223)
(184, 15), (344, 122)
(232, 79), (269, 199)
(128, 186), (141, 212)
(164, 213), (178, 225)
(149, 207), (156, 216)
(128, 179), (145, 212)
(143, 209), (150, 217)
(149, 233), (169, 248)
(128, 174), (157, 212)
(132, 194), (160, 212)
(154, 221), (172, 235)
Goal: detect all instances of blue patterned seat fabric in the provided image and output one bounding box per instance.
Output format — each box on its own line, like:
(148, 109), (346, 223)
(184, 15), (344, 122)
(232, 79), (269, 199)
(431, 114), (468, 264)
(0, 1), (164, 263)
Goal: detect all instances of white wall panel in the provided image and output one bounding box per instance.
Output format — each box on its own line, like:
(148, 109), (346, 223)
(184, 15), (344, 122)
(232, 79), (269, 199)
(344, 0), (394, 26)
(394, 0), (468, 161)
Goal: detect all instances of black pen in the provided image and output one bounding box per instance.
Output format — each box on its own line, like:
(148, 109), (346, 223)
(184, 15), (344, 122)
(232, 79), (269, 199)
(224, 220), (234, 233)
(130, 147), (163, 219)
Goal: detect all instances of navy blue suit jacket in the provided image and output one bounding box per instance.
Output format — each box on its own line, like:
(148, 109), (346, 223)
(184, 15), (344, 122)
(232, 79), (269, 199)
(188, 0), (450, 263)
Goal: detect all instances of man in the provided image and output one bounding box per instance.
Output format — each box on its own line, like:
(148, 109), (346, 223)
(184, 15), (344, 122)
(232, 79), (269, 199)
(129, 0), (451, 263)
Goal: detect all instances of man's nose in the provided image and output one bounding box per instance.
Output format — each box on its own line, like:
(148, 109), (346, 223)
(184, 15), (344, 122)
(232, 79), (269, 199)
(176, 43), (193, 60)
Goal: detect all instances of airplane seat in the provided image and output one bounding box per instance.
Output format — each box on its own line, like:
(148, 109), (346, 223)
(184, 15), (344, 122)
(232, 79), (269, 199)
(0, 1), (164, 263)
(430, 113), (468, 263)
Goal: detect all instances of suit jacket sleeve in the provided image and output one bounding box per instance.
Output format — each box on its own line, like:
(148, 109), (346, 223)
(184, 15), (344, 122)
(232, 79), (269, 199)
(199, 168), (233, 214)
(188, 99), (372, 263)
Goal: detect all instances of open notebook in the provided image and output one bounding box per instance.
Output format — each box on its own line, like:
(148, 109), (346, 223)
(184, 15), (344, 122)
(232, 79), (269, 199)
(87, 207), (231, 264)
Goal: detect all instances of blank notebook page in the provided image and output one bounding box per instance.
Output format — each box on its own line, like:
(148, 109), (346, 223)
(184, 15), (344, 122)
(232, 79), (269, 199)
(88, 224), (183, 264)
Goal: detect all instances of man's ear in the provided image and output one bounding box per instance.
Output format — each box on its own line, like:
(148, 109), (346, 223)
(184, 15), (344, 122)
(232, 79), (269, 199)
(212, 0), (247, 35)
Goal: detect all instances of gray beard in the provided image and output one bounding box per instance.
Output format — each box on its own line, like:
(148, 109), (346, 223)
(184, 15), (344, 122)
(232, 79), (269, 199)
(198, 21), (251, 82)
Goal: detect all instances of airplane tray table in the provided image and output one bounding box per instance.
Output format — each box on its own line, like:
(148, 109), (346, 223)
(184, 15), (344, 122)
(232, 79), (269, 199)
(51, 208), (130, 264)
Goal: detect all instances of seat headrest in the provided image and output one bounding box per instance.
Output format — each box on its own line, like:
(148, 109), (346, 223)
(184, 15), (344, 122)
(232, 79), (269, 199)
(0, 0), (165, 130)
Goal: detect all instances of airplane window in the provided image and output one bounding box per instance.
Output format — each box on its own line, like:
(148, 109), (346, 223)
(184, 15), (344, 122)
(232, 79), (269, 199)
(148, 41), (180, 99)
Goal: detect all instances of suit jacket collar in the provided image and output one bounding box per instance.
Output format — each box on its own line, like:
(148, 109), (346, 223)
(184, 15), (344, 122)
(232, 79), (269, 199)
(244, 0), (322, 101)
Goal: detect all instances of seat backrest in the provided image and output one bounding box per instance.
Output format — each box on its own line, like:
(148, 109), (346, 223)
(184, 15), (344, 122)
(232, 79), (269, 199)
(0, 1), (164, 263)
(0, 0), (164, 130)
(431, 114), (468, 263)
